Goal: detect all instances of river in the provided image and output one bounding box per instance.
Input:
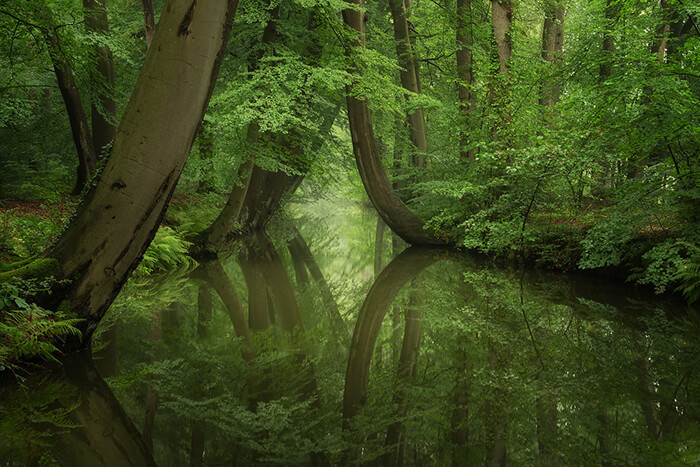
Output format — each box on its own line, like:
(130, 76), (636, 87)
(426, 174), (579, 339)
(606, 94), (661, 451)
(1, 200), (698, 466)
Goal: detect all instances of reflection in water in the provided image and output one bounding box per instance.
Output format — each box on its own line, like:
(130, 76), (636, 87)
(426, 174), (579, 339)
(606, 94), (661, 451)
(1, 225), (699, 466)
(0, 353), (155, 466)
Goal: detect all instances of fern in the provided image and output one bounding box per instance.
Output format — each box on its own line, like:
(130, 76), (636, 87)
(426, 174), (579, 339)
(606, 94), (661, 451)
(674, 251), (700, 305)
(0, 304), (83, 369)
(138, 226), (197, 274)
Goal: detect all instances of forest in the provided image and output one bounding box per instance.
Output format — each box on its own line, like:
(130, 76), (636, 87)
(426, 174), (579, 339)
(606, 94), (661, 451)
(0, 0), (699, 465)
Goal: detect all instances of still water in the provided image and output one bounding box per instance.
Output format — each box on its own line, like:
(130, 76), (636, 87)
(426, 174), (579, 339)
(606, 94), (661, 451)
(1, 203), (699, 466)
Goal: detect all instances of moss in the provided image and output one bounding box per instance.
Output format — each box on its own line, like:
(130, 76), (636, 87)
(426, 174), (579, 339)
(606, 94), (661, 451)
(0, 258), (60, 283)
(57, 300), (71, 314)
(0, 257), (36, 273)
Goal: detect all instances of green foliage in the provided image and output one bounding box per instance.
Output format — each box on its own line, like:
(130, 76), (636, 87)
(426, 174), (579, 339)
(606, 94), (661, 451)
(0, 378), (79, 462)
(0, 210), (65, 260)
(0, 282), (82, 372)
(673, 248), (700, 305)
(137, 226), (197, 275)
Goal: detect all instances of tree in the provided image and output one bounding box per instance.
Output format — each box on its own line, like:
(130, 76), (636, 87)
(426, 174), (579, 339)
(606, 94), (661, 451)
(456, 0), (475, 161)
(83, 0), (117, 159)
(45, 0), (239, 347)
(342, 0), (440, 245)
(389, 0), (428, 167)
(539, 0), (565, 108)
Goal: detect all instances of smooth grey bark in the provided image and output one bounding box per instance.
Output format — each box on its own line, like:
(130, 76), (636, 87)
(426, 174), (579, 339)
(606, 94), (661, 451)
(490, 0), (513, 144)
(342, 0), (441, 246)
(492, 0), (513, 74)
(47, 0), (239, 347)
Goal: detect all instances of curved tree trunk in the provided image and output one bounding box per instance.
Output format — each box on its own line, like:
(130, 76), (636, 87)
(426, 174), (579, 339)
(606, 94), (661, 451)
(342, 0), (440, 246)
(383, 280), (425, 465)
(47, 0), (239, 348)
(343, 247), (440, 423)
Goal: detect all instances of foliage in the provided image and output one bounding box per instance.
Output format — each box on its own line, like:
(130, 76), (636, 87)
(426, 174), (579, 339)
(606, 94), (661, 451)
(0, 208), (67, 260)
(0, 378), (79, 463)
(137, 226), (197, 275)
(0, 282), (82, 374)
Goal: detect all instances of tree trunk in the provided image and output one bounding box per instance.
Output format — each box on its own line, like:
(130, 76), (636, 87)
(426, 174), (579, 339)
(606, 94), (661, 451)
(489, 0), (513, 145)
(383, 281), (425, 466)
(239, 240), (272, 331)
(140, 0), (156, 49)
(46, 0), (239, 348)
(492, 0), (512, 74)
(374, 217), (385, 279)
(43, 32), (97, 195)
(600, 0), (618, 80)
(343, 247), (439, 424)
(205, 260), (255, 360)
(84, 0), (117, 158)
(389, 0), (428, 167)
(456, 0), (475, 161)
(450, 349), (471, 467)
(539, 0), (564, 108)
(342, 0), (440, 246)
(50, 354), (156, 467)
(287, 224), (346, 338)
(142, 310), (162, 453)
(203, 123), (259, 246)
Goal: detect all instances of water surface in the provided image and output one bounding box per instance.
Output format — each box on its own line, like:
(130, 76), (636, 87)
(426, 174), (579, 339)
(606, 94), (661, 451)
(1, 207), (698, 466)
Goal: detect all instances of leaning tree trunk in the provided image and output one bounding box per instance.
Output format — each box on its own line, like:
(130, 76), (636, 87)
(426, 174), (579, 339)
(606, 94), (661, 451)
(84, 0), (117, 158)
(342, 0), (440, 245)
(46, 0), (239, 348)
(42, 30), (97, 195)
